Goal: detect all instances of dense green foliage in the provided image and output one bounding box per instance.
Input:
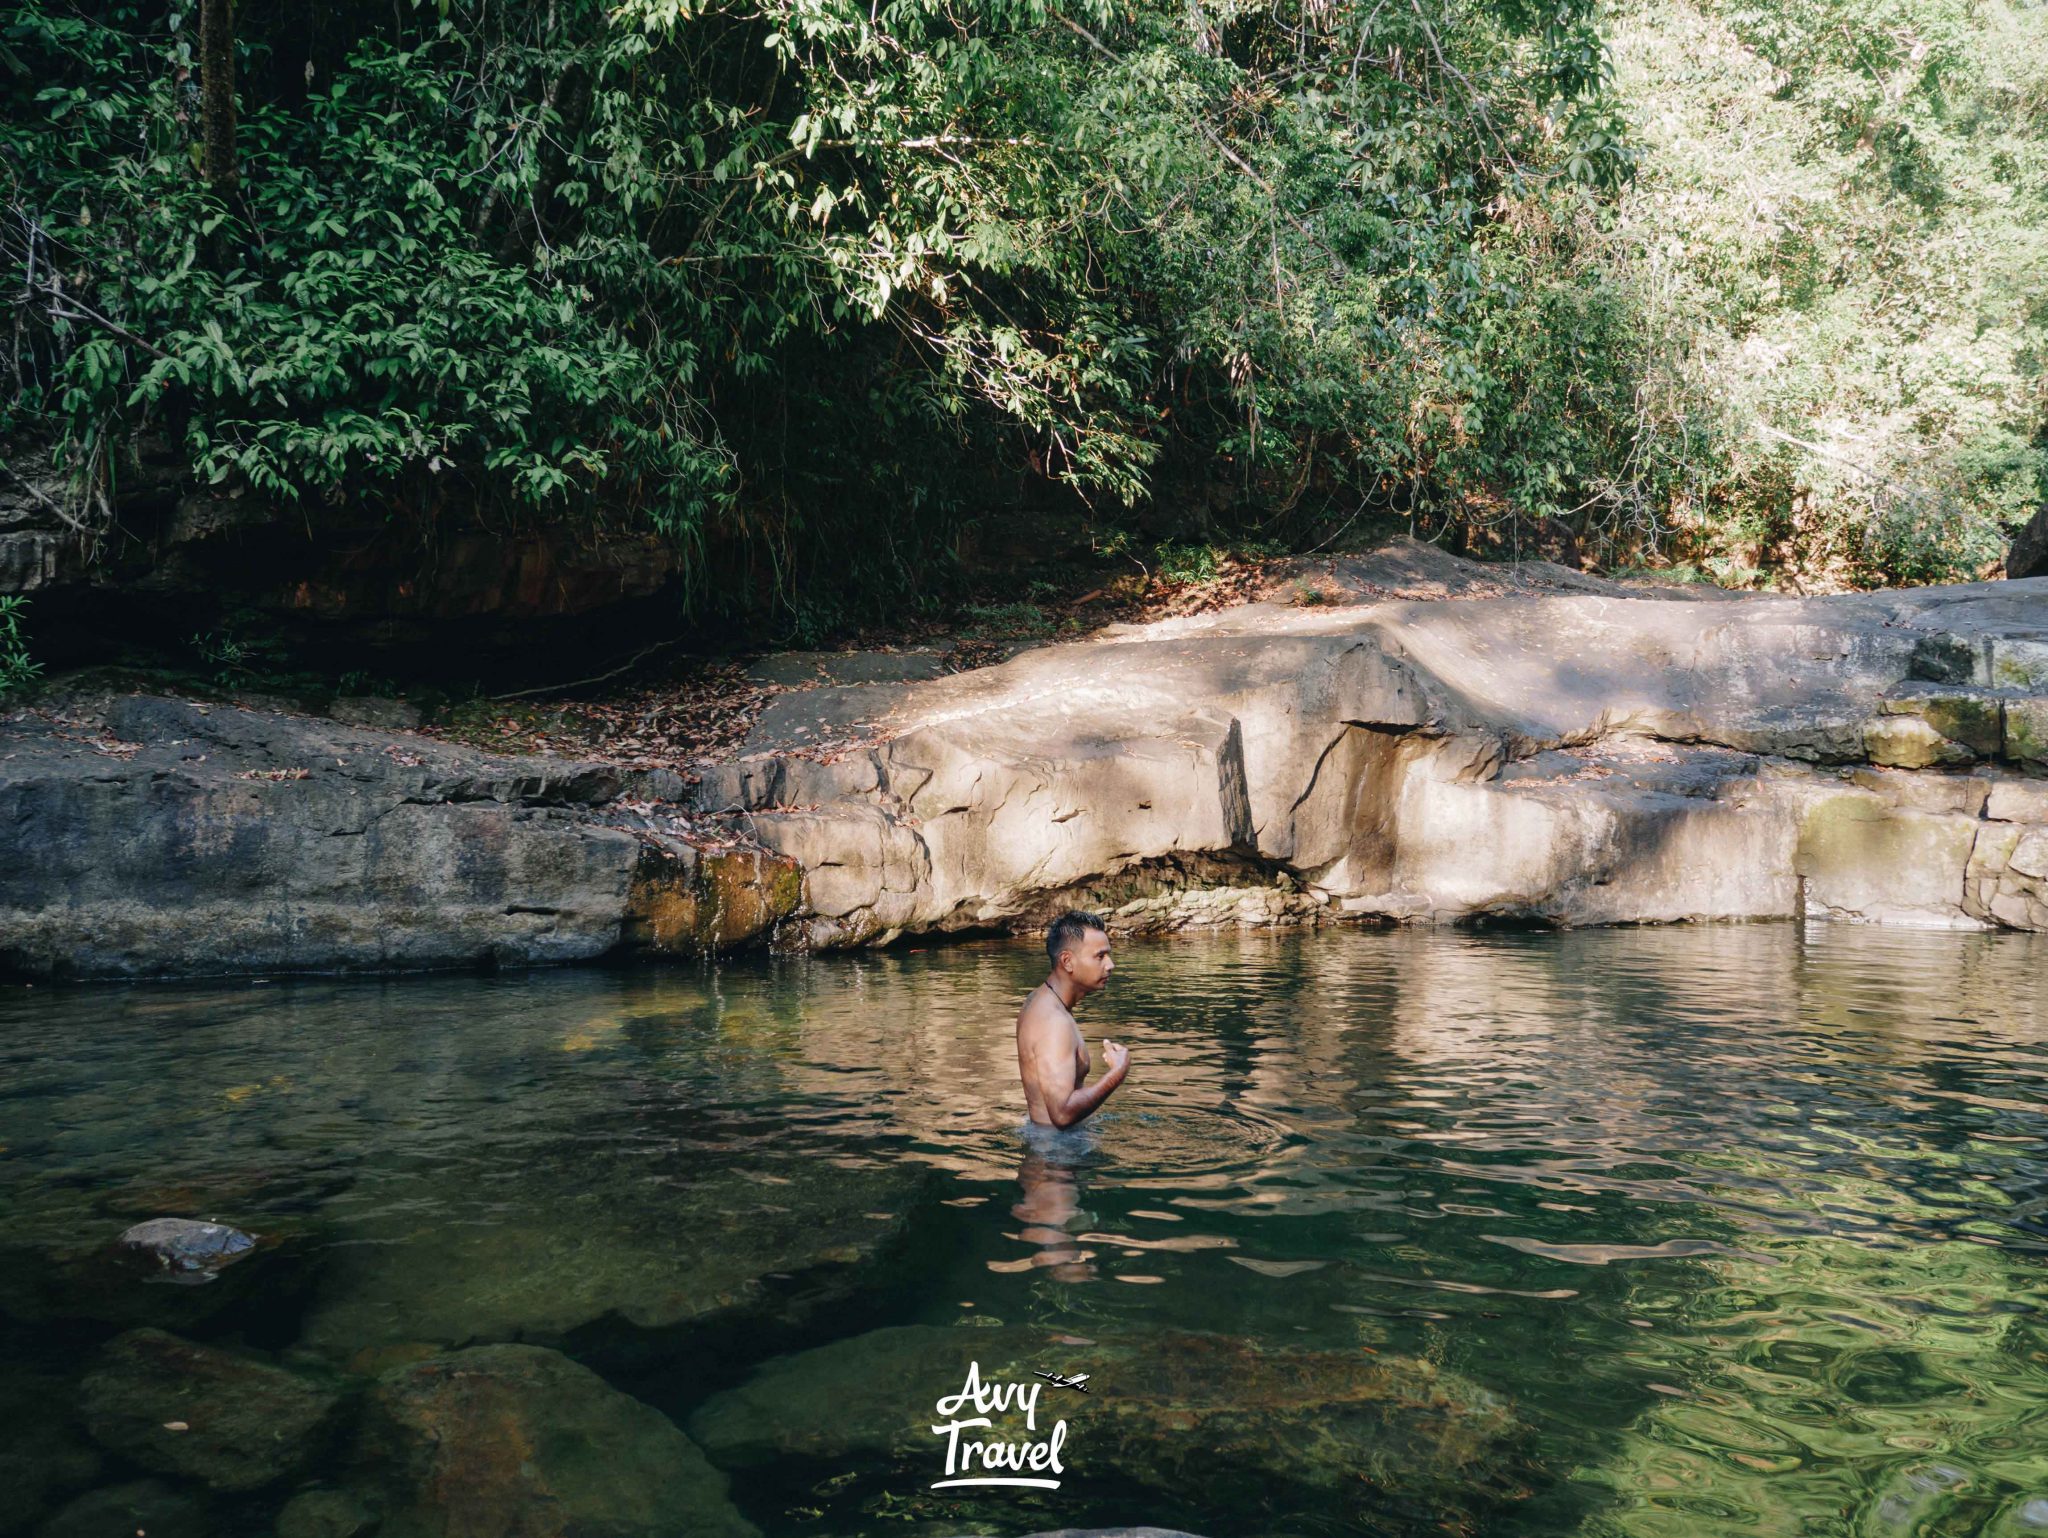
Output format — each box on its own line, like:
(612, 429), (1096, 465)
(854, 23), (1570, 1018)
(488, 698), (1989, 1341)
(1, 0), (2041, 633)
(1602, 0), (2048, 586)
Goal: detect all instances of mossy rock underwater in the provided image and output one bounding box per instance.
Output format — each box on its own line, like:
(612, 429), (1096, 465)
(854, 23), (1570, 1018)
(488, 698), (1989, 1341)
(687, 1323), (1525, 1516)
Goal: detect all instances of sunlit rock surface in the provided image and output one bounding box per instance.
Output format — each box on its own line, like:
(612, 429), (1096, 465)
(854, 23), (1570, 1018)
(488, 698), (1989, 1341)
(708, 561), (2048, 940)
(4, 543), (2047, 975)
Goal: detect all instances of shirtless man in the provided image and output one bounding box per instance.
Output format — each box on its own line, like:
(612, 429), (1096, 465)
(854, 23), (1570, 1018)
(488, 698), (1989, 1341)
(1016, 911), (1131, 1128)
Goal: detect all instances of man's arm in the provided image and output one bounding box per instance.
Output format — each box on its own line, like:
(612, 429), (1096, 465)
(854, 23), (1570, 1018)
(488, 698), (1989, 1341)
(1026, 1022), (1130, 1129)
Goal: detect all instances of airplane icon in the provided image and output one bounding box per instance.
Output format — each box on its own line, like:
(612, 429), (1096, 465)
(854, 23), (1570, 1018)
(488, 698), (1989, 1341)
(1034, 1369), (1090, 1393)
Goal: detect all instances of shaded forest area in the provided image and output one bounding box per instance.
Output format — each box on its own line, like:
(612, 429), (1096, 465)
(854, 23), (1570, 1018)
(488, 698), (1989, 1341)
(0, 0), (2043, 688)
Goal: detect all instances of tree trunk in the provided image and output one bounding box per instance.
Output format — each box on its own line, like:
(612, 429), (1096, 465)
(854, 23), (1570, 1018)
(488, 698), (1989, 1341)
(199, 0), (238, 196)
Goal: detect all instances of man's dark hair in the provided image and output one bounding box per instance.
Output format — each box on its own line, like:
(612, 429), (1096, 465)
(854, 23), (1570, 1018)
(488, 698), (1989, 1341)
(1046, 910), (1107, 967)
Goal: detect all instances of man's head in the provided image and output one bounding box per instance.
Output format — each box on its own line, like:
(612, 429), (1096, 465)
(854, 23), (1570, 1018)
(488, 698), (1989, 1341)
(1045, 910), (1112, 995)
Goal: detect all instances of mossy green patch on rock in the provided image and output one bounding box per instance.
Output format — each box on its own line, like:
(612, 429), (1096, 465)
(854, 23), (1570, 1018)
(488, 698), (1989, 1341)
(1878, 690), (2003, 757)
(625, 842), (803, 954)
(1794, 792), (1982, 923)
(1863, 715), (1973, 769)
(2003, 699), (2048, 770)
(274, 1487), (377, 1538)
(1989, 640), (2048, 691)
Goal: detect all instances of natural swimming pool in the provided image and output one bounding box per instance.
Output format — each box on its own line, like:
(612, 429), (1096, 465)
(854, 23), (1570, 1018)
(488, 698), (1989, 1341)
(3, 925), (2045, 1537)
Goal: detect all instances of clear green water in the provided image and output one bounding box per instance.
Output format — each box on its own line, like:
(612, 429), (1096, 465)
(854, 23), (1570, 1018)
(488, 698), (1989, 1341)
(2, 925), (2046, 1538)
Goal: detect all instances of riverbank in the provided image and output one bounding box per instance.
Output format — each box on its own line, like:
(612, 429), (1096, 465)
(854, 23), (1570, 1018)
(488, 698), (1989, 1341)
(5, 541), (2046, 979)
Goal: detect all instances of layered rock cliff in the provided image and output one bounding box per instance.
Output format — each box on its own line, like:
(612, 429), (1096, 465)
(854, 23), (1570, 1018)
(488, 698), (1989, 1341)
(5, 546), (2045, 977)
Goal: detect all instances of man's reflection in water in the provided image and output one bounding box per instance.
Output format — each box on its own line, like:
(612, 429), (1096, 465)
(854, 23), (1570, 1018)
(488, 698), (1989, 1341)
(992, 1125), (1098, 1281)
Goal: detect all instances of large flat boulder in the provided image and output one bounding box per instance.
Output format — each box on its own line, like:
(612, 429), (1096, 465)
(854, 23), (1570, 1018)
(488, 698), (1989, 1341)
(703, 577), (2048, 938)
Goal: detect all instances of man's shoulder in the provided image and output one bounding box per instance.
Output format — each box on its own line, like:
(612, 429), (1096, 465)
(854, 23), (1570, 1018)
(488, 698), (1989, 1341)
(1015, 982), (1068, 1031)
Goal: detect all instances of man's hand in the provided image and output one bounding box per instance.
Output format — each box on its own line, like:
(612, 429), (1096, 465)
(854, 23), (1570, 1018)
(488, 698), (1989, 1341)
(1102, 1040), (1130, 1077)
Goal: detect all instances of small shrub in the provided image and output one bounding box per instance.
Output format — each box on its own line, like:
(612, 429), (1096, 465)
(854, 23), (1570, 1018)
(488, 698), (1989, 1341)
(1153, 542), (1223, 585)
(189, 622), (288, 688)
(0, 596), (41, 700)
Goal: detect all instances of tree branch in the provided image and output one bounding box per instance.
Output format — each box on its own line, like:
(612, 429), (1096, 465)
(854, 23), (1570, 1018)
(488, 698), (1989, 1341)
(0, 456), (97, 538)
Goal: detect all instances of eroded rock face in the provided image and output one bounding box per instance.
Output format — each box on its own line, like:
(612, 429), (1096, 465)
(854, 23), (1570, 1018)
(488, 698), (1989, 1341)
(5, 546), (2048, 977)
(0, 698), (643, 978)
(623, 839), (804, 952)
(360, 1344), (756, 1538)
(700, 572), (2048, 938)
(77, 1329), (337, 1492)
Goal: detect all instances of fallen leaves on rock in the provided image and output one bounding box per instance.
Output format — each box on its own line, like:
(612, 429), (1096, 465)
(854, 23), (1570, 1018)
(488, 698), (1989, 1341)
(424, 662), (780, 771)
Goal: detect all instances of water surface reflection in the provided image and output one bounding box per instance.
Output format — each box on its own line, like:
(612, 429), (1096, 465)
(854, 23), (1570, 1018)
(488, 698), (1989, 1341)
(0, 925), (2044, 1536)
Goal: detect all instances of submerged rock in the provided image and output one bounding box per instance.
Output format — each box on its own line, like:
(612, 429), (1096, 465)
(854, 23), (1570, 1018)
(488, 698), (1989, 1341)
(298, 1159), (925, 1355)
(941, 1531), (1208, 1538)
(0, 1371), (102, 1538)
(273, 1487), (378, 1538)
(33, 1480), (208, 1538)
(113, 1217), (256, 1280)
(361, 1343), (756, 1538)
(77, 1328), (337, 1492)
(689, 1324), (1518, 1513)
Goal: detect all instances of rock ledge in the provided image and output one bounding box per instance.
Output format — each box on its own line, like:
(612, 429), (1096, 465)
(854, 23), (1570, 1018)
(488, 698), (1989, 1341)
(6, 550), (2047, 976)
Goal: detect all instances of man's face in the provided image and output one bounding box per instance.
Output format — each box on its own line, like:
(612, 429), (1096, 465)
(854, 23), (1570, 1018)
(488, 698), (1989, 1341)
(1063, 929), (1114, 995)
